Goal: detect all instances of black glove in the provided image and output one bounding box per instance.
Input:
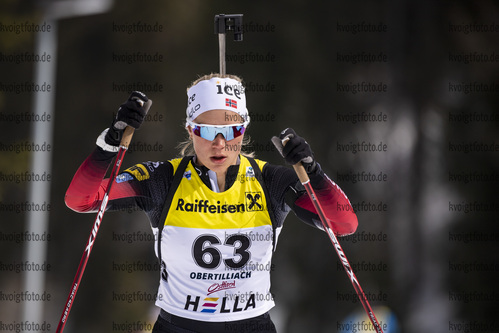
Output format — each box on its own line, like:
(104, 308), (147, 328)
(105, 91), (149, 146)
(273, 128), (317, 173)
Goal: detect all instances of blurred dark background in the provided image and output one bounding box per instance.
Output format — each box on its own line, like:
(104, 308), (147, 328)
(1, 0), (498, 332)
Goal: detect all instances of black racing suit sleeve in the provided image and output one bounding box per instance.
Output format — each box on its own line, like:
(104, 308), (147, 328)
(261, 162), (358, 236)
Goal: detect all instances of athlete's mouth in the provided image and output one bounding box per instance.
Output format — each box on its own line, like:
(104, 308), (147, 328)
(210, 155), (227, 162)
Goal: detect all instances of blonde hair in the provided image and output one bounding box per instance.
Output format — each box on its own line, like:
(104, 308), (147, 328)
(178, 73), (255, 158)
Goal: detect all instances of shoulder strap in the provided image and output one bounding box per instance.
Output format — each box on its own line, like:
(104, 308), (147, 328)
(247, 157), (278, 251)
(157, 156), (192, 271)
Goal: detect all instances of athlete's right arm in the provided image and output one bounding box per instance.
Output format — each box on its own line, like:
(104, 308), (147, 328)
(65, 91), (152, 213)
(64, 147), (141, 213)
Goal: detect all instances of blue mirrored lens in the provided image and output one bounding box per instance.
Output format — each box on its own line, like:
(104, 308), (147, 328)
(193, 125), (245, 141)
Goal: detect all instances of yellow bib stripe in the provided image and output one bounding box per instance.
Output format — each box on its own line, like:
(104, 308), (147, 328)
(165, 156), (271, 230)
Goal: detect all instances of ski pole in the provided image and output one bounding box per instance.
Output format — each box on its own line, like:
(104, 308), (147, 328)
(272, 136), (384, 333)
(56, 97), (152, 333)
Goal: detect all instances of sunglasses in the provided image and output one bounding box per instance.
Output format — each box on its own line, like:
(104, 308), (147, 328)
(187, 120), (247, 141)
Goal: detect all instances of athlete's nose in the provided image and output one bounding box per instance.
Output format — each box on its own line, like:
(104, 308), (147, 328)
(212, 133), (226, 148)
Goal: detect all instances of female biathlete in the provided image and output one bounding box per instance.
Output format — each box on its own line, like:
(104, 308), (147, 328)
(65, 74), (358, 332)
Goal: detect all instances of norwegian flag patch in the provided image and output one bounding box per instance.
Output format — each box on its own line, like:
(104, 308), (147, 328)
(225, 98), (237, 109)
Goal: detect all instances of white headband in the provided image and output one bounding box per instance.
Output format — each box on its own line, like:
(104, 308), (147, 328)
(186, 77), (249, 124)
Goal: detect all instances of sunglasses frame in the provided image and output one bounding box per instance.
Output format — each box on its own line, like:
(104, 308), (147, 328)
(186, 119), (248, 141)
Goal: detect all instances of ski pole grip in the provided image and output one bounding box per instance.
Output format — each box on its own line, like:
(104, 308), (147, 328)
(292, 162), (310, 185)
(120, 126), (135, 149)
(274, 136), (310, 184)
(119, 98), (152, 149)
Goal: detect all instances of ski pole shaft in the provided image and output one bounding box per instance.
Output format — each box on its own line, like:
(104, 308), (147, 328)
(56, 98), (151, 332)
(56, 146), (126, 333)
(279, 138), (384, 333)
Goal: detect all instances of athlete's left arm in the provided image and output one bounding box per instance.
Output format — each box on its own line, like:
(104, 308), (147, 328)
(291, 164), (358, 236)
(271, 128), (358, 236)
(262, 163), (357, 236)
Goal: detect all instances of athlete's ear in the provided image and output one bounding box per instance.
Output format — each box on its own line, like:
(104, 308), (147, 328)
(187, 125), (193, 139)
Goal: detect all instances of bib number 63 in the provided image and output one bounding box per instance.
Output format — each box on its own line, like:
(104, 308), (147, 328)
(192, 234), (251, 269)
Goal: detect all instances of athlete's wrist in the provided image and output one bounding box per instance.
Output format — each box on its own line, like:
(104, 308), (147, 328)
(96, 128), (120, 153)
